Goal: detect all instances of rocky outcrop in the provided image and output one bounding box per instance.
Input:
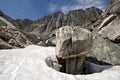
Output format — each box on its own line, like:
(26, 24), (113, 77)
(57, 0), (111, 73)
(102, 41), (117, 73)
(0, 38), (14, 49)
(89, 17), (120, 65)
(15, 19), (33, 31)
(36, 12), (64, 32)
(89, 33), (120, 65)
(17, 7), (102, 40)
(97, 14), (117, 30)
(0, 26), (39, 49)
(98, 15), (120, 42)
(88, 1), (120, 65)
(63, 7), (102, 28)
(0, 10), (21, 29)
(102, 0), (120, 17)
(0, 16), (16, 29)
(0, 10), (40, 49)
(56, 26), (92, 74)
(109, 1), (120, 14)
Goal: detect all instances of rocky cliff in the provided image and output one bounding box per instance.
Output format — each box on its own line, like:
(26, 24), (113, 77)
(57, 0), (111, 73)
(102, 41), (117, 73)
(16, 7), (102, 40)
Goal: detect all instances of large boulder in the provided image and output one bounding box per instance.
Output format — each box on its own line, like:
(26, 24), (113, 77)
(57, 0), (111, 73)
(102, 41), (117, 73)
(88, 15), (120, 65)
(89, 33), (120, 65)
(56, 26), (92, 74)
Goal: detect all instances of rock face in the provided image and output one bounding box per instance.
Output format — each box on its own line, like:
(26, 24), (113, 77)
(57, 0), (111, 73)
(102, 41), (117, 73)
(56, 26), (92, 74)
(15, 19), (33, 31)
(17, 7), (102, 40)
(110, 2), (120, 14)
(90, 33), (120, 65)
(108, 0), (120, 14)
(88, 1), (120, 65)
(63, 7), (102, 28)
(0, 25), (39, 49)
(0, 38), (14, 49)
(0, 16), (17, 29)
(102, 0), (120, 17)
(98, 15), (120, 42)
(0, 11), (21, 29)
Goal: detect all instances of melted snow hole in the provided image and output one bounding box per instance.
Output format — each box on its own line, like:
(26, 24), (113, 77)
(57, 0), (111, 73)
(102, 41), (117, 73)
(46, 57), (112, 75)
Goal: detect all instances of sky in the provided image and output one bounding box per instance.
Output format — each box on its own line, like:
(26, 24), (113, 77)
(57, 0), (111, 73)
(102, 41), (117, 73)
(0, 0), (110, 20)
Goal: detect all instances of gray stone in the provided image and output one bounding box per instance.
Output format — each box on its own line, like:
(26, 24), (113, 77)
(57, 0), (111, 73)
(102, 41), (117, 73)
(37, 40), (55, 47)
(56, 26), (92, 74)
(88, 4), (120, 66)
(103, 0), (120, 17)
(0, 39), (14, 49)
(110, 1), (120, 14)
(46, 57), (61, 71)
(97, 14), (117, 31)
(89, 33), (120, 65)
(98, 15), (120, 42)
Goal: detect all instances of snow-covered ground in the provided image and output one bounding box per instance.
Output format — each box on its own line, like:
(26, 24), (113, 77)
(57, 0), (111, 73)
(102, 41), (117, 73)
(0, 45), (120, 80)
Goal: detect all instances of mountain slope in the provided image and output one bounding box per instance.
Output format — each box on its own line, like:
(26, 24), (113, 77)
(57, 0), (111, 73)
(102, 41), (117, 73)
(0, 11), (39, 49)
(0, 7), (103, 48)
(16, 7), (102, 39)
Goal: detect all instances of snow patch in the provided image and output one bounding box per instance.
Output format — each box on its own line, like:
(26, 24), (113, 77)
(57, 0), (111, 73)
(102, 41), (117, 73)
(0, 45), (119, 80)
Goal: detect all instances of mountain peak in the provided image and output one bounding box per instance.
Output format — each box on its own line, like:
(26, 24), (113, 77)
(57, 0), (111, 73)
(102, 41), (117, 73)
(0, 10), (4, 16)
